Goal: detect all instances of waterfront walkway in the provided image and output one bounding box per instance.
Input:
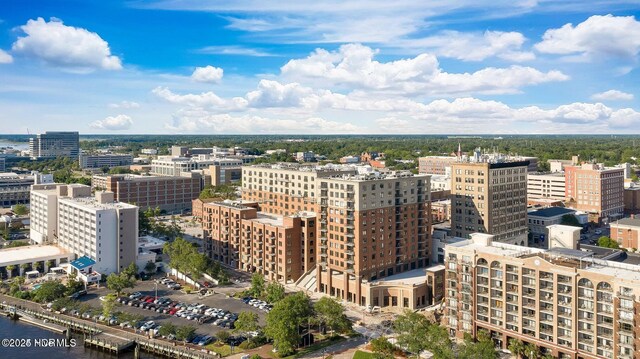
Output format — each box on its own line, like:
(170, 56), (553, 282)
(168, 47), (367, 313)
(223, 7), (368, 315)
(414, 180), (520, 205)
(0, 294), (218, 359)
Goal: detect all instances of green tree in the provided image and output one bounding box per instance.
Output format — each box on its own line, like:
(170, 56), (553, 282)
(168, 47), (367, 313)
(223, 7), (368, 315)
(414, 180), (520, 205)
(597, 236), (620, 249)
(393, 311), (430, 355)
(457, 331), (498, 359)
(217, 330), (231, 343)
(265, 292), (313, 356)
(175, 325), (196, 342)
(249, 273), (265, 298)
(560, 214), (581, 227)
(313, 297), (351, 335)
(32, 281), (66, 302)
(34, 261), (43, 273)
(139, 209), (152, 235)
(122, 262), (139, 278)
(265, 282), (285, 303)
(163, 237), (203, 276)
(9, 276), (25, 295)
(144, 261), (157, 274)
(158, 322), (176, 337)
(5, 265), (15, 278)
(508, 338), (525, 358)
(102, 293), (117, 318)
(523, 343), (540, 359)
(106, 272), (135, 296)
(234, 311), (260, 333)
(65, 276), (85, 296)
(12, 204), (28, 216)
(370, 337), (396, 359)
(394, 310), (452, 359)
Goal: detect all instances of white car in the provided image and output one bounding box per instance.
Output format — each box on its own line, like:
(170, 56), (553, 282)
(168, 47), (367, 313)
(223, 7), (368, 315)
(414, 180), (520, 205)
(140, 321), (156, 331)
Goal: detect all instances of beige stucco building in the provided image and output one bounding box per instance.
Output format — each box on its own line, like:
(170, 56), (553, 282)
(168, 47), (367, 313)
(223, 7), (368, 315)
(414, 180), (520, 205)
(445, 229), (640, 359)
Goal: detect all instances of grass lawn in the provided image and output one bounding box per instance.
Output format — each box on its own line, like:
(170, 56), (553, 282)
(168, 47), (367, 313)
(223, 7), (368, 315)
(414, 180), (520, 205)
(206, 342), (238, 357)
(352, 351), (375, 359)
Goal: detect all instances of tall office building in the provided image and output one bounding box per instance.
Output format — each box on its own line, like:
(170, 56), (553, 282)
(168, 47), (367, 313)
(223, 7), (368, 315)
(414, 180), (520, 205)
(30, 184), (138, 274)
(450, 159), (529, 245)
(29, 131), (79, 160)
(565, 163), (624, 222)
(445, 229), (640, 359)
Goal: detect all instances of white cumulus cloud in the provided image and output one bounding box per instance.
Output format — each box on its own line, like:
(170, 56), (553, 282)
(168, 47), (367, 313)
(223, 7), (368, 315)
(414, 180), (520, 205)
(108, 101), (140, 109)
(0, 49), (13, 64)
(12, 17), (122, 72)
(535, 14), (640, 60)
(590, 90), (634, 101)
(90, 114), (133, 130)
(400, 30), (534, 62)
(280, 43), (566, 96)
(191, 65), (224, 83)
(152, 87), (248, 111)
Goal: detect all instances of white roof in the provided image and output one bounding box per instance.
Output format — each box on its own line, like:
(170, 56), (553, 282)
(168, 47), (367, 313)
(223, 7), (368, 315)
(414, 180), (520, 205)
(0, 245), (69, 265)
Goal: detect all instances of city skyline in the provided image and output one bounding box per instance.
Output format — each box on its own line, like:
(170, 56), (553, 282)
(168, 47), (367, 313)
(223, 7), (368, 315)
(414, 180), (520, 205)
(0, 1), (639, 134)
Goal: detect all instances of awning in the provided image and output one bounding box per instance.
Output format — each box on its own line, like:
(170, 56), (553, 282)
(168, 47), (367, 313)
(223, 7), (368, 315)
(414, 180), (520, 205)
(70, 256), (96, 271)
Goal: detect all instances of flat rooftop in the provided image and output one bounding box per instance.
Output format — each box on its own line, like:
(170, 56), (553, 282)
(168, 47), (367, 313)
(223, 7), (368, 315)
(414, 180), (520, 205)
(254, 213), (284, 226)
(0, 245), (69, 264)
(611, 217), (640, 227)
(528, 207), (575, 218)
(60, 195), (138, 211)
(366, 267), (437, 286)
(325, 171), (427, 182)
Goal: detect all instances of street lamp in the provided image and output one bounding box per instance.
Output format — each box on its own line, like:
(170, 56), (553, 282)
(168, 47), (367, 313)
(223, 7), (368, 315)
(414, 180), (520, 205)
(154, 281), (158, 300)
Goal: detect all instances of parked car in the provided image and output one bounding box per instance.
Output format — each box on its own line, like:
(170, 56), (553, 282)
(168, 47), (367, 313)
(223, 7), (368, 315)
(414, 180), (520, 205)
(198, 336), (213, 346)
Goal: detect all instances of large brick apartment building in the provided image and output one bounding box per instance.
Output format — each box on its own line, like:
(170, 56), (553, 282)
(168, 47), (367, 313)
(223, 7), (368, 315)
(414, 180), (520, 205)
(197, 163), (440, 310)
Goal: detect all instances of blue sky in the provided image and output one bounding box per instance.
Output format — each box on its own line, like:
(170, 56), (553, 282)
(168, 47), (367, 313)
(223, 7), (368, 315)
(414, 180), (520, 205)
(0, 0), (639, 134)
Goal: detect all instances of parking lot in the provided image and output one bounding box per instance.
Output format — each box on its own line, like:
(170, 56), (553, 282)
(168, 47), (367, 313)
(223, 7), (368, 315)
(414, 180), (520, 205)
(79, 275), (266, 339)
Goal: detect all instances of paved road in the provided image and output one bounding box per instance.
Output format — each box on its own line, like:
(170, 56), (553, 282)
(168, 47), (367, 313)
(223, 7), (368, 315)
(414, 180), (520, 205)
(297, 336), (366, 359)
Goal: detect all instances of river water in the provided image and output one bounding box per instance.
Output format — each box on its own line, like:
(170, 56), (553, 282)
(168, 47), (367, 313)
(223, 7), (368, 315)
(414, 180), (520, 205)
(0, 315), (161, 358)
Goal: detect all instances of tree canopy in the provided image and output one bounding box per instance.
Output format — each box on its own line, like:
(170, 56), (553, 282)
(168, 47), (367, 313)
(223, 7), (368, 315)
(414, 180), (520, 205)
(265, 292), (313, 356)
(597, 236), (620, 249)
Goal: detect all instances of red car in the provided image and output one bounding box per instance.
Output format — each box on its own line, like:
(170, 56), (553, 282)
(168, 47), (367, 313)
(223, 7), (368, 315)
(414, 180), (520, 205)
(140, 296), (151, 302)
(169, 308), (179, 315)
(145, 297), (155, 303)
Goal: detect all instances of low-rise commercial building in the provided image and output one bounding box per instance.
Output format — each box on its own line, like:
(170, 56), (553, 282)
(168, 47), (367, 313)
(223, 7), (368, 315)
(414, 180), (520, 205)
(623, 184), (640, 214)
(527, 207), (577, 246)
(445, 227), (640, 359)
(610, 217), (640, 250)
(92, 173), (202, 213)
(79, 153), (133, 169)
(0, 245), (72, 278)
(0, 172), (53, 208)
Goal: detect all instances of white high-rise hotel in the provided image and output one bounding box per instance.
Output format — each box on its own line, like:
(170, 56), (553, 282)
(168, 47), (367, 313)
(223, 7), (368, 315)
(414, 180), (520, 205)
(30, 183), (138, 274)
